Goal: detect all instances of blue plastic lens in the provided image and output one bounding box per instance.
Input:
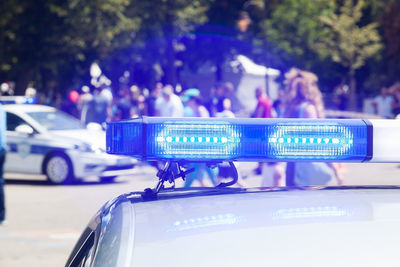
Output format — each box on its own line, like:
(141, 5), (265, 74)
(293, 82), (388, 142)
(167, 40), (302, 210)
(106, 118), (371, 162)
(23, 97), (37, 104)
(147, 121), (239, 159)
(267, 124), (363, 160)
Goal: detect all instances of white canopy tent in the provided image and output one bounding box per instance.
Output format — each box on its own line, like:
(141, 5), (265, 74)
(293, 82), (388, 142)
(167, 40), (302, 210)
(233, 55), (280, 111)
(180, 55), (281, 113)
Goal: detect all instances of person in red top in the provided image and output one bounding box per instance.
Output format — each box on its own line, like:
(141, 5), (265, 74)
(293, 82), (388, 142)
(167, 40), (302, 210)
(252, 86), (272, 118)
(252, 86), (273, 175)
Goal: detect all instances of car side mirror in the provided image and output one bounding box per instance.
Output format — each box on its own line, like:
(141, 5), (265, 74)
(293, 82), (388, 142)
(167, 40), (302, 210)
(15, 124), (34, 135)
(86, 122), (103, 131)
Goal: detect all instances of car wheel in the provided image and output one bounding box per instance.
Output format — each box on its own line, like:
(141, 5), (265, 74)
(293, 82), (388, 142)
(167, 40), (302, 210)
(100, 176), (117, 183)
(45, 153), (74, 185)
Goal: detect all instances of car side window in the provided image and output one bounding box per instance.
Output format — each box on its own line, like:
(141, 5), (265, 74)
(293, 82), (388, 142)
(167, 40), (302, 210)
(6, 112), (29, 131)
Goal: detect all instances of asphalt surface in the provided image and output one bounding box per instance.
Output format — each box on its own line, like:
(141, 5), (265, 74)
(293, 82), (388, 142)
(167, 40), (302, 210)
(1, 162), (400, 266)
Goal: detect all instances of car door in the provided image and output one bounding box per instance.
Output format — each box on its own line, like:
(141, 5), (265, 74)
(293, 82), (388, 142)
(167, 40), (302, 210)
(4, 112), (47, 174)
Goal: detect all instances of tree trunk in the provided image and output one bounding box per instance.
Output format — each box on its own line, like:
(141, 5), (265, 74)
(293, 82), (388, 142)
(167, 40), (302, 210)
(348, 72), (357, 111)
(264, 40), (270, 96)
(216, 61), (223, 82)
(164, 34), (177, 86)
(163, 3), (177, 86)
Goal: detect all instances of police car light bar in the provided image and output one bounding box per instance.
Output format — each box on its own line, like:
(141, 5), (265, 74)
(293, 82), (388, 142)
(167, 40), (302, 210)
(106, 117), (400, 162)
(370, 119), (400, 162)
(0, 96), (37, 104)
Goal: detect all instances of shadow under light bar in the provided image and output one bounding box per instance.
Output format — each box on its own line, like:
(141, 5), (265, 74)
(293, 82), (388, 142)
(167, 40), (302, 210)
(106, 117), (380, 162)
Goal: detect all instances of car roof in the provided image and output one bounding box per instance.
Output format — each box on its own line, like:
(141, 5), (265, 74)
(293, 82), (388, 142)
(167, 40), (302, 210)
(3, 104), (61, 134)
(92, 187), (400, 267)
(4, 104), (56, 113)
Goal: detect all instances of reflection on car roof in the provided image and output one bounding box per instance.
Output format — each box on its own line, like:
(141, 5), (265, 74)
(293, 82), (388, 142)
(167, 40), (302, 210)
(4, 104), (56, 113)
(102, 187), (400, 267)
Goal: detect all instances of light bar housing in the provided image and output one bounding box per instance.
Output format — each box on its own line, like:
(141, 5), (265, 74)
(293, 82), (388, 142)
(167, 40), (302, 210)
(0, 96), (37, 104)
(107, 117), (373, 162)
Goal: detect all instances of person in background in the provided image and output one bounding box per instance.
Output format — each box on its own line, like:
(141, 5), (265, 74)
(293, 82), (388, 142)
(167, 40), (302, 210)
(100, 83), (113, 106)
(333, 84), (349, 111)
(130, 85), (140, 109)
(78, 86), (93, 124)
(147, 82), (163, 117)
(252, 86), (273, 175)
(206, 82), (227, 117)
(272, 90), (285, 118)
(283, 68), (343, 187)
(0, 102), (7, 225)
(216, 98), (235, 118)
(53, 92), (63, 110)
(205, 85), (218, 117)
(135, 94), (147, 117)
(86, 87), (111, 126)
(371, 87), (394, 119)
(215, 98), (247, 187)
(223, 82), (243, 113)
(0, 82), (13, 96)
(388, 82), (400, 117)
(155, 85), (184, 117)
(115, 87), (133, 120)
(252, 86), (272, 119)
(181, 89), (218, 187)
(146, 83), (166, 171)
(251, 87), (285, 186)
(60, 90), (80, 118)
(182, 88), (210, 117)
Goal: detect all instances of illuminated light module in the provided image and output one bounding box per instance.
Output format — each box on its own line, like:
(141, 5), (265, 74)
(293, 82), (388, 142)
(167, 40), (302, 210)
(157, 136), (230, 144)
(107, 118), (369, 161)
(170, 213), (239, 231)
(274, 206), (349, 220)
(153, 122), (239, 159)
(268, 124), (354, 158)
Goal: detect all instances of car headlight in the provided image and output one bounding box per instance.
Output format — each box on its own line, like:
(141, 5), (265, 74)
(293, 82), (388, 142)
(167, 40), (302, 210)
(75, 143), (104, 154)
(90, 144), (105, 154)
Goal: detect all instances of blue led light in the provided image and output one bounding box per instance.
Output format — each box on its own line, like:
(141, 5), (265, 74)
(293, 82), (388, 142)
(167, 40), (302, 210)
(148, 121), (240, 159)
(24, 97), (37, 104)
(106, 117), (372, 162)
(274, 206), (349, 220)
(170, 213), (238, 231)
(0, 96), (37, 104)
(267, 123), (361, 159)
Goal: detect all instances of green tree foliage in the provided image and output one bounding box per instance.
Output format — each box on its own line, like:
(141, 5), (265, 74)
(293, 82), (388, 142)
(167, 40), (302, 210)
(61, 0), (139, 58)
(377, 0), (400, 81)
(177, 0), (270, 84)
(117, 0), (212, 87)
(316, 0), (382, 76)
(315, 0), (383, 109)
(262, 0), (336, 70)
(0, 0), (139, 94)
(1, 0), (394, 101)
(180, 0), (251, 81)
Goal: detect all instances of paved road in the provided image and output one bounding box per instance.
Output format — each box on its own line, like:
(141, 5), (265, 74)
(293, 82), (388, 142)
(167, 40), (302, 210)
(1, 162), (399, 266)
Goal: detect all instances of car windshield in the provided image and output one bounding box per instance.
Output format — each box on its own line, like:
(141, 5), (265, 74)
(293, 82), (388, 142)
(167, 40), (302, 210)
(27, 111), (86, 131)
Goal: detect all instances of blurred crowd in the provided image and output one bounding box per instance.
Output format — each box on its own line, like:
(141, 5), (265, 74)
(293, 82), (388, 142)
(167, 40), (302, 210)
(32, 68), (345, 188)
(35, 81), (250, 126)
(1, 76), (399, 125)
(1, 68), (399, 188)
(370, 82), (400, 119)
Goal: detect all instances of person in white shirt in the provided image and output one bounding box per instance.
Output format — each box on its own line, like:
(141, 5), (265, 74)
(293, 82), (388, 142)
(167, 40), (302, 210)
(215, 98), (235, 118)
(155, 85), (184, 117)
(372, 87), (394, 119)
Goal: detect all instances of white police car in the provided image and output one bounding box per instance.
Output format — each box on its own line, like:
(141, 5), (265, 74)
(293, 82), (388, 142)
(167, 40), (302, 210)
(4, 103), (136, 184)
(66, 117), (400, 266)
